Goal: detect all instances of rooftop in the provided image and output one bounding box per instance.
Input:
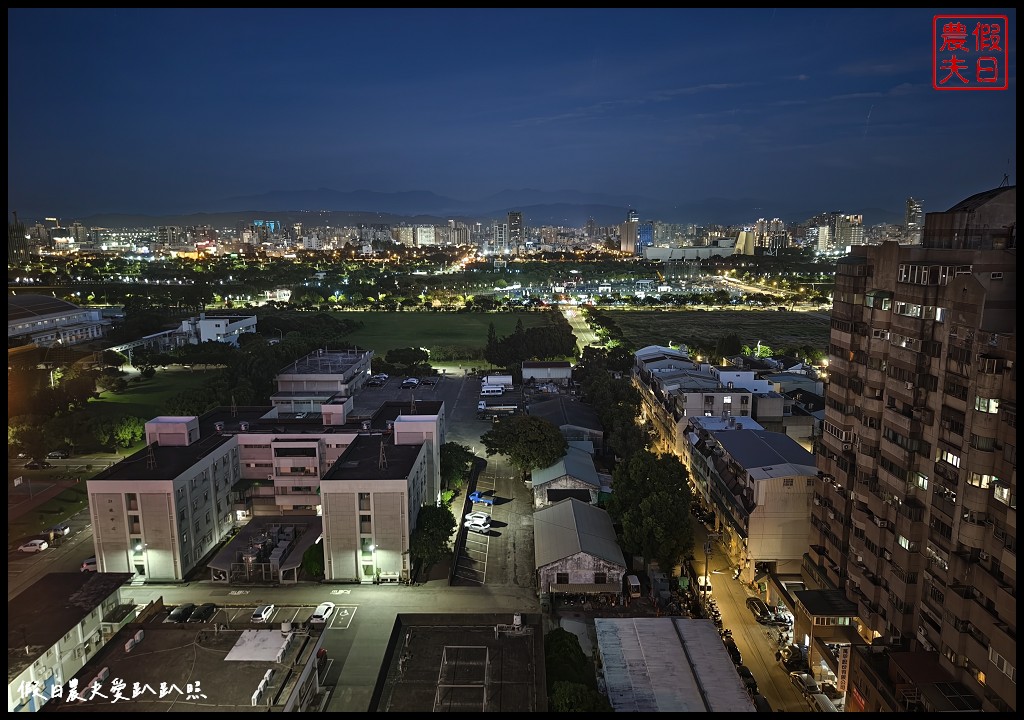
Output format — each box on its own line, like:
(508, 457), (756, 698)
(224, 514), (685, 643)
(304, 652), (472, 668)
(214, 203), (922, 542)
(44, 621), (326, 712)
(595, 617), (755, 712)
(8, 572), (134, 683)
(322, 434), (424, 482)
(274, 348), (371, 377)
(371, 613), (546, 712)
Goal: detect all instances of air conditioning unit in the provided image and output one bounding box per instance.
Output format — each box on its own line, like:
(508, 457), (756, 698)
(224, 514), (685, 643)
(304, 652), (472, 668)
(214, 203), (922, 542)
(882, 549), (892, 560)
(904, 382), (914, 390)
(813, 498), (821, 506)
(876, 519), (889, 529)
(855, 554), (864, 563)
(979, 551), (990, 561)
(842, 443), (853, 452)
(827, 510), (835, 520)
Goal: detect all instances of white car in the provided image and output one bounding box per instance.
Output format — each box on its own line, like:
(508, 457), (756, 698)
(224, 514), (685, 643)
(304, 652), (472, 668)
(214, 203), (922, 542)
(310, 602), (335, 624)
(790, 671), (820, 695)
(464, 511), (491, 525)
(19, 539), (48, 553)
(465, 518), (491, 534)
(251, 604), (275, 623)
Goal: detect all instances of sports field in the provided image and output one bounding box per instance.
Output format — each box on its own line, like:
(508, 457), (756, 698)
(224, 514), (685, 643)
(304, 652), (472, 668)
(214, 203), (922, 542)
(603, 309), (832, 355)
(331, 311), (551, 355)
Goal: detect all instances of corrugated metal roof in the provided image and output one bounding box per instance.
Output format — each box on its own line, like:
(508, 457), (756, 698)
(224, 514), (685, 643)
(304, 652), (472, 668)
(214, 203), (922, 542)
(595, 618), (756, 712)
(534, 498), (625, 568)
(531, 445), (599, 487)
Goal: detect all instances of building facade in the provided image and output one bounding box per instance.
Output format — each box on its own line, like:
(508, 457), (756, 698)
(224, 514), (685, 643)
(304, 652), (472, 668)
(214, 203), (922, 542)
(807, 186), (1016, 712)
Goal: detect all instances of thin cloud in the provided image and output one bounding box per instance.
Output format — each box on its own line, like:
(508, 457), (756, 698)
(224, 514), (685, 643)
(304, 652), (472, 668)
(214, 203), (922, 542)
(516, 82), (748, 126)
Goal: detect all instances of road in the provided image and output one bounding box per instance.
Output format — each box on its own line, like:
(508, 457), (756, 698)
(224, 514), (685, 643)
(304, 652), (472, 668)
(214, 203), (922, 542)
(693, 523), (812, 713)
(563, 308), (601, 353)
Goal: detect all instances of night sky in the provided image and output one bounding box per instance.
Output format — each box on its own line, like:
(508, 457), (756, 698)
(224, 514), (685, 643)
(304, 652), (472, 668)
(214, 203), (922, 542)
(7, 8), (1017, 221)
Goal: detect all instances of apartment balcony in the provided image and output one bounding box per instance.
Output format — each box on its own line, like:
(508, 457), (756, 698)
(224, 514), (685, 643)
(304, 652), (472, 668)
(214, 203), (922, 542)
(957, 519), (987, 548)
(885, 409), (924, 439)
(856, 596), (885, 634)
(894, 509), (926, 545)
(275, 492), (320, 507)
(943, 584), (972, 618)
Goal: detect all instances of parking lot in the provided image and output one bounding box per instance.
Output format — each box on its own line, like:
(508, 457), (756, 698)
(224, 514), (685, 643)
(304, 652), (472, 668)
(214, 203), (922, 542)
(157, 603), (358, 630)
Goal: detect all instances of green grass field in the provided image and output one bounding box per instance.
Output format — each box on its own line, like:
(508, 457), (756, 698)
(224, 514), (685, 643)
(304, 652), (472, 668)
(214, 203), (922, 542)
(331, 311), (552, 355)
(85, 368), (220, 422)
(604, 309), (832, 355)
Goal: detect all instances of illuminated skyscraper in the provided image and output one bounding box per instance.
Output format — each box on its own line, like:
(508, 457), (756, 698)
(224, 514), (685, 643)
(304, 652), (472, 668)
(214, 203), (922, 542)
(905, 197), (924, 244)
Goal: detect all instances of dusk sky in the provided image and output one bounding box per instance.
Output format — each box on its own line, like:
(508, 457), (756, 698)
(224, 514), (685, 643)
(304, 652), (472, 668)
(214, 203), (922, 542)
(7, 8), (1017, 222)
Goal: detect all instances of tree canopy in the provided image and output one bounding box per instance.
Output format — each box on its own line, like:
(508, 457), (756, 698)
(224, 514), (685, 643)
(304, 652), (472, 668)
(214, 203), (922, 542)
(608, 450), (694, 572)
(408, 503), (456, 579)
(479, 415), (568, 479)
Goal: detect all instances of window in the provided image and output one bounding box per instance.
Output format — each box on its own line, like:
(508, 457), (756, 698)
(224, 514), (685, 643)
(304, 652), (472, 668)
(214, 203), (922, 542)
(936, 448), (961, 468)
(970, 434), (996, 452)
(556, 572), (569, 585)
(783, 479), (794, 487)
(968, 473), (995, 489)
(975, 396), (1000, 414)
(594, 572), (607, 584)
(360, 514), (371, 534)
(359, 493), (371, 511)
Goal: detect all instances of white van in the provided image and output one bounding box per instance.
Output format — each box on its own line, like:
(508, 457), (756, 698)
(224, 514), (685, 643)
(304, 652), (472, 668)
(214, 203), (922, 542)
(477, 401), (488, 412)
(480, 385), (504, 396)
(626, 575), (641, 598)
(807, 694), (839, 712)
(696, 575), (712, 594)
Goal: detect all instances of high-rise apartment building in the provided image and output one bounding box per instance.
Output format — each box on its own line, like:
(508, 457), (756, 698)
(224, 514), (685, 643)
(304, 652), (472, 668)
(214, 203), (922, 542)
(809, 185), (1015, 711)
(620, 210), (639, 254)
(8, 213), (29, 265)
(906, 197), (924, 244)
(507, 211), (522, 250)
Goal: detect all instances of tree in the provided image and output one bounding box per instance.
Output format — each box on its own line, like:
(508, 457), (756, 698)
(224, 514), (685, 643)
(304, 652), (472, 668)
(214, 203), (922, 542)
(113, 416), (147, 448)
(608, 450), (693, 572)
(440, 442), (476, 492)
(550, 681), (614, 712)
(408, 503), (456, 579)
(301, 541), (325, 578)
(480, 415), (568, 480)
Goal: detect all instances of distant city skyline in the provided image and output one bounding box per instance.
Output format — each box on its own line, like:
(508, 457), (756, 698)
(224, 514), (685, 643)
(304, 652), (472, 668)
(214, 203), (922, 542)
(7, 8), (1016, 221)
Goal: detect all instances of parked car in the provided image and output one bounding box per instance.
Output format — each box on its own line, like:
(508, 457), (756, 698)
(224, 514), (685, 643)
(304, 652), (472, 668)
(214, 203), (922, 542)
(310, 602), (335, 624)
(736, 665), (758, 694)
(49, 523), (72, 537)
(47, 450), (70, 459)
(367, 378), (384, 386)
(165, 603), (196, 623)
(745, 597), (773, 624)
(464, 511), (491, 525)
(188, 603), (218, 623)
(752, 694), (773, 712)
(790, 671), (820, 695)
(468, 491), (494, 506)
(401, 378), (420, 388)
(420, 378), (437, 386)
(81, 556), (98, 572)
(24, 460), (52, 470)
(18, 539), (48, 553)
(251, 604), (275, 623)
(465, 517), (491, 534)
